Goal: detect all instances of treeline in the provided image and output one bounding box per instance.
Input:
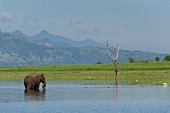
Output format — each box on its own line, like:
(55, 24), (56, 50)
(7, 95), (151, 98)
(128, 55), (170, 63)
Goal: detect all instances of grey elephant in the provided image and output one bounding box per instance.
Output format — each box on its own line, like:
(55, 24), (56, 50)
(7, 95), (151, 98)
(24, 73), (46, 90)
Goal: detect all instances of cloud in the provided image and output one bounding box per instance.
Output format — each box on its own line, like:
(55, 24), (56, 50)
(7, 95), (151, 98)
(34, 18), (39, 22)
(0, 11), (17, 22)
(48, 21), (56, 24)
(77, 28), (100, 35)
(68, 20), (84, 26)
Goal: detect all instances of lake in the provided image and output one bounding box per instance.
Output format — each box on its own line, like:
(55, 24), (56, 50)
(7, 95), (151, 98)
(0, 80), (170, 113)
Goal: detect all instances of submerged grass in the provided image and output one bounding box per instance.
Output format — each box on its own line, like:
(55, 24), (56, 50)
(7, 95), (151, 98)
(0, 62), (170, 85)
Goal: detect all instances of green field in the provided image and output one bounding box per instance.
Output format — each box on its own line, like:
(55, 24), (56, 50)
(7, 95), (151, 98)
(0, 62), (170, 85)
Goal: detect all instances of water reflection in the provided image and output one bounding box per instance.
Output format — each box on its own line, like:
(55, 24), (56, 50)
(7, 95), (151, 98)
(24, 89), (46, 101)
(113, 78), (118, 100)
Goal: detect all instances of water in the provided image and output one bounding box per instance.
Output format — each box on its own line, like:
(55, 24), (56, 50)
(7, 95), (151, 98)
(0, 81), (170, 113)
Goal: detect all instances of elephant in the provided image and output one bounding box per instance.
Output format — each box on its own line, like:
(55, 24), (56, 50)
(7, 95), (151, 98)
(24, 73), (46, 90)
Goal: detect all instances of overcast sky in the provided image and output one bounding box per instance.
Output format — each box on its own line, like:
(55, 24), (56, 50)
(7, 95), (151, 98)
(0, 0), (170, 53)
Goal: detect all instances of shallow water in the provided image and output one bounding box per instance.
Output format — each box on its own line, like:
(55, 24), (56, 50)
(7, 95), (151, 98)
(0, 81), (170, 113)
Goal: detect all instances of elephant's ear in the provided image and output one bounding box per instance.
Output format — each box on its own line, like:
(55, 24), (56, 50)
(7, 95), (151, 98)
(41, 74), (44, 77)
(40, 74), (45, 79)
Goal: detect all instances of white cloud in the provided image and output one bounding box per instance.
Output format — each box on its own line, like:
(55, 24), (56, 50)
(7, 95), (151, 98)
(68, 20), (84, 26)
(34, 18), (39, 22)
(48, 21), (56, 24)
(0, 11), (17, 22)
(77, 28), (100, 35)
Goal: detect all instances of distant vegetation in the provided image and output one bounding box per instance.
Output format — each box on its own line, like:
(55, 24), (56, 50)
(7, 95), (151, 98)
(128, 58), (135, 63)
(1, 62), (170, 85)
(163, 55), (170, 61)
(1, 61), (169, 71)
(128, 55), (170, 63)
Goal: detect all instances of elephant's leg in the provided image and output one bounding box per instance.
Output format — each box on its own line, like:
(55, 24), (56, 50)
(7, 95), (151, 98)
(33, 84), (39, 90)
(25, 84), (31, 89)
(24, 81), (28, 89)
(24, 84), (27, 89)
(24, 83), (30, 89)
(37, 84), (40, 89)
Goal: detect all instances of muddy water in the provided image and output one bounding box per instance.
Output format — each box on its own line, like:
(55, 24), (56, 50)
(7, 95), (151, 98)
(0, 81), (170, 113)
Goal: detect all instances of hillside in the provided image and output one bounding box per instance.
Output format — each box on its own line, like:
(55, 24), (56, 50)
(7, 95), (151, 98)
(0, 30), (167, 66)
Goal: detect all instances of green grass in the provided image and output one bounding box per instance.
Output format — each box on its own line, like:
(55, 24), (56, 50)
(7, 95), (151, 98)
(0, 62), (170, 85)
(1, 62), (170, 71)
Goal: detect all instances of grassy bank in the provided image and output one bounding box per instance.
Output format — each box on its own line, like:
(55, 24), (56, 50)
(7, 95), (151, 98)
(0, 62), (170, 85)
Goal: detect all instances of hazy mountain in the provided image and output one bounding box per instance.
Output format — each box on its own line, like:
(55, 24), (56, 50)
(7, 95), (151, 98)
(0, 30), (167, 66)
(11, 30), (105, 48)
(75, 39), (105, 47)
(0, 31), (109, 66)
(32, 30), (73, 42)
(11, 30), (30, 39)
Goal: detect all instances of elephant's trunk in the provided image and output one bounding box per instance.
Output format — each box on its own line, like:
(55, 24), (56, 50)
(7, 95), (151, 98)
(42, 81), (46, 88)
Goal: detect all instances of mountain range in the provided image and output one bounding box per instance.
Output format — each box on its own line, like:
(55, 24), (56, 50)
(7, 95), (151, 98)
(11, 30), (105, 48)
(0, 30), (167, 66)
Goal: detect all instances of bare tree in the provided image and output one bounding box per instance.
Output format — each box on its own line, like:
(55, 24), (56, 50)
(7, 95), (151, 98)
(105, 40), (119, 79)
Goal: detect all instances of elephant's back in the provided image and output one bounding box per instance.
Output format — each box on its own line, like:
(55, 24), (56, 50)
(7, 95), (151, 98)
(24, 73), (37, 79)
(24, 75), (35, 82)
(29, 73), (38, 77)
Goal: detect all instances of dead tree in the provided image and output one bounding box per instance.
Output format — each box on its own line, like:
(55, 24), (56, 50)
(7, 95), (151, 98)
(105, 40), (119, 79)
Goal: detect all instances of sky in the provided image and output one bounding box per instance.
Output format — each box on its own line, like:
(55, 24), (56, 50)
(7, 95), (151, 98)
(0, 0), (170, 53)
